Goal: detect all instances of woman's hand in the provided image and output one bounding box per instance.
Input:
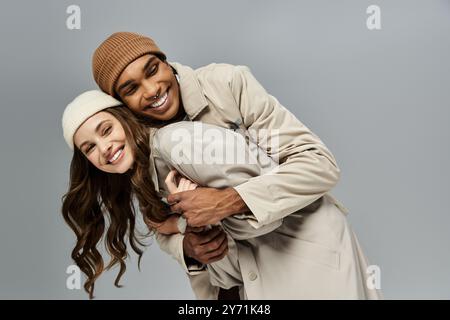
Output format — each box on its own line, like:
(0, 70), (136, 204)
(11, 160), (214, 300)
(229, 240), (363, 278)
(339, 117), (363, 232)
(146, 171), (198, 234)
(165, 169), (198, 194)
(148, 215), (180, 235)
(164, 170), (205, 233)
(164, 170), (228, 263)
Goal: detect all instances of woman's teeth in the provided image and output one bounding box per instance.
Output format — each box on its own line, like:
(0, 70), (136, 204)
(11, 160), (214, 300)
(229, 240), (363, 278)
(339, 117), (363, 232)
(150, 91), (168, 108)
(109, 148), (123, 164)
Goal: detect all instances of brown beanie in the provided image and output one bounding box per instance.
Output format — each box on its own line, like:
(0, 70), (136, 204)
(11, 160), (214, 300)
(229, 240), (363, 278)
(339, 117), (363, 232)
(92, 32), (166, 96)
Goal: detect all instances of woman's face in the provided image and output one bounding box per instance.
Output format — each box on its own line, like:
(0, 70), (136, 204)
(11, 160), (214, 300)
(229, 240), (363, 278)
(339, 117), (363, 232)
(115, 54), (181, 121)
(73, 111), (134, 174)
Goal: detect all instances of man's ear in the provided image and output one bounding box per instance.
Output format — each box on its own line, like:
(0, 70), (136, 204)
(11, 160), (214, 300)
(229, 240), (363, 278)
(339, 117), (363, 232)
(169, 64), (179, 77)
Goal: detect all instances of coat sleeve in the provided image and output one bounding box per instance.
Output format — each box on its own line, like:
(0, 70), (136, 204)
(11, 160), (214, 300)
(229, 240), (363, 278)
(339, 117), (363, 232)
(153, 122), (283, 237)
(229, 65), (341, 227)
(154, 232), (222, 298)
(152, 122), (281, 277)
(154, 232), (207, 275)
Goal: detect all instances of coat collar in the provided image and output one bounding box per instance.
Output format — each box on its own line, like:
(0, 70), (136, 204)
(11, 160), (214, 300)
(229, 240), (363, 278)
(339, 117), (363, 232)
(148, 62), (208, 196)
(169, 62), (209, 120)
(147, 126), (160, 195)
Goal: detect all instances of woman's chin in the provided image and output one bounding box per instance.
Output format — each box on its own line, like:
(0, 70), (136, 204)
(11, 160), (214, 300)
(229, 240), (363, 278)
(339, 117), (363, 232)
(119, 159), (134, 174)
(108, 157), (134, 174)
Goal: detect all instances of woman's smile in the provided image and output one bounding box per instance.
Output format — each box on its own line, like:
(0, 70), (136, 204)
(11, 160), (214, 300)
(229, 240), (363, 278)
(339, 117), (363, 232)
(106, 145), (125, 164)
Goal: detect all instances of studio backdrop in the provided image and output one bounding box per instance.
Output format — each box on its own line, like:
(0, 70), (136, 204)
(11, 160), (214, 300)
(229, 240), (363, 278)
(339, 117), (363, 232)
(0, 0), (449, 299)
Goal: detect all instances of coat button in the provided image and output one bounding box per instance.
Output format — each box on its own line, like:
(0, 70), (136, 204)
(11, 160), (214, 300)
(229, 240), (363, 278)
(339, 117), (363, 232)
(248, 271), (258, 281)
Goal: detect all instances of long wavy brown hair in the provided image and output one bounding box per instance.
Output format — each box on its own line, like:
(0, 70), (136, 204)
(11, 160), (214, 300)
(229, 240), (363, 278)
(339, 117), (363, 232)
(61, 106), (169, 299)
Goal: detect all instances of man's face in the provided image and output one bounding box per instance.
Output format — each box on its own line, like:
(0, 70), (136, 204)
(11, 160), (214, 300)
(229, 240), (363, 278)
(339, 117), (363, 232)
(115, 54), (181, 121)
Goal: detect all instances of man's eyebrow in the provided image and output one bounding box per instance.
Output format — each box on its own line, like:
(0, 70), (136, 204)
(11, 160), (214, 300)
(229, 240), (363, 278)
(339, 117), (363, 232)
(79, 120), (108, 151)
(142, 56), (157, 72)
(117, 56), (157, 95)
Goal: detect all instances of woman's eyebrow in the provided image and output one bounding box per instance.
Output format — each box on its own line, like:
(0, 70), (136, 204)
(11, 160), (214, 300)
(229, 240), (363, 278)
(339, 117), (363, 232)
(79, 140), (91, 152)
(79, 120), (108, 151)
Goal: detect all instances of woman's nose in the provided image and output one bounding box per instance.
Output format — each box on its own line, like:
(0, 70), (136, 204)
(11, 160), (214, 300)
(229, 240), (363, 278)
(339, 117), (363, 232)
(99, 140), (112, 160)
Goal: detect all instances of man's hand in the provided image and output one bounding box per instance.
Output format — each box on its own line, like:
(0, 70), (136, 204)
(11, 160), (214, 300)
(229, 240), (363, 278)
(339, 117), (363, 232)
(183, 226), (229, 264)
(167, 187), (249, 227)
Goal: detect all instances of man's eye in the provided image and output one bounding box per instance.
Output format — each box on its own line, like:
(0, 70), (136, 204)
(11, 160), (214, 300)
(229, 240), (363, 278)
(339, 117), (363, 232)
(124, 85), (137, 96)
(145, 64), (158, 77)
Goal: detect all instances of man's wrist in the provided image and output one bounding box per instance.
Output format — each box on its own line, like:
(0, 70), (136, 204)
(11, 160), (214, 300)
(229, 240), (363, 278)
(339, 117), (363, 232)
(184, 254), (199, 265)
(182, 236), (202, 268)
(221, 187), (249, 219)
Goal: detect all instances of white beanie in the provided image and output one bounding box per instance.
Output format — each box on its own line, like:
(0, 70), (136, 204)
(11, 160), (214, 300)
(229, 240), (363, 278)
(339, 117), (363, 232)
(62, 90), (122, 150)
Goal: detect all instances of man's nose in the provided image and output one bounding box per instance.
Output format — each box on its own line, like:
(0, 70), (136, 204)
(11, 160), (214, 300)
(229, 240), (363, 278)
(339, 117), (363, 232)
(142, 79), (160, 100)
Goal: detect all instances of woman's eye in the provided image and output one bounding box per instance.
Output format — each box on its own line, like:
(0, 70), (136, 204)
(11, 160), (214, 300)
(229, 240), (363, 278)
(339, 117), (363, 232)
(85, 145), (94, 154)
(103, 126), (112, 136)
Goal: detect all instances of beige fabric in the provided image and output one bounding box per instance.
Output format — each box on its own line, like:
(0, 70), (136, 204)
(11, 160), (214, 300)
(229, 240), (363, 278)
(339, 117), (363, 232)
(152, 122), (282, 292)
(150, 62), (382, 299)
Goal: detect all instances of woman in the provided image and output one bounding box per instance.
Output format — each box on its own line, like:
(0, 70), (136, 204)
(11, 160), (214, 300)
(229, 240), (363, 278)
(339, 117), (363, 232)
(61, 92), (170, 299)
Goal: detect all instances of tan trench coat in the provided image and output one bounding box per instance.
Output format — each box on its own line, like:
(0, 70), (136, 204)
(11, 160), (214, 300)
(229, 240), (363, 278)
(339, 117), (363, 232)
(149, 62), (382, 299)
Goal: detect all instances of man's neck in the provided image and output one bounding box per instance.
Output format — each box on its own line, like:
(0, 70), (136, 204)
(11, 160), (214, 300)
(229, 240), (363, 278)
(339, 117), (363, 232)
(168, 103), (187, 124)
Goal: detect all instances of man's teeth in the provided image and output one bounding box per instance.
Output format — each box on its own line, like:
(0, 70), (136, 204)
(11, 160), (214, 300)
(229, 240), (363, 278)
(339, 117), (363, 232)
(109, 148), (123, 163)
(150, 92), (168, 108)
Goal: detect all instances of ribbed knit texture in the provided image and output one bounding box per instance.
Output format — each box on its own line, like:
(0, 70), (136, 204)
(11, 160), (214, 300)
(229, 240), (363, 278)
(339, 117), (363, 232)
(92, 32), (166, 95)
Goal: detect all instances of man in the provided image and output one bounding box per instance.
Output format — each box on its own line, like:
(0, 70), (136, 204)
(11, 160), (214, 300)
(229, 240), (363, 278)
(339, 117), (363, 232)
(91, 31), (382, 299)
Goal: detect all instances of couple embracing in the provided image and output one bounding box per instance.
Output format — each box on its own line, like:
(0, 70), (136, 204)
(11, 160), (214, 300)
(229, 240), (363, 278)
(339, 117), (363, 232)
(61, 32), (382, 300)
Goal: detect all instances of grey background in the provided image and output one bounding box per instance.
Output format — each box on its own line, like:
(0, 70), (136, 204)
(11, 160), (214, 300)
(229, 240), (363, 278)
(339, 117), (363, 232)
(0, 0), (449, 299)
